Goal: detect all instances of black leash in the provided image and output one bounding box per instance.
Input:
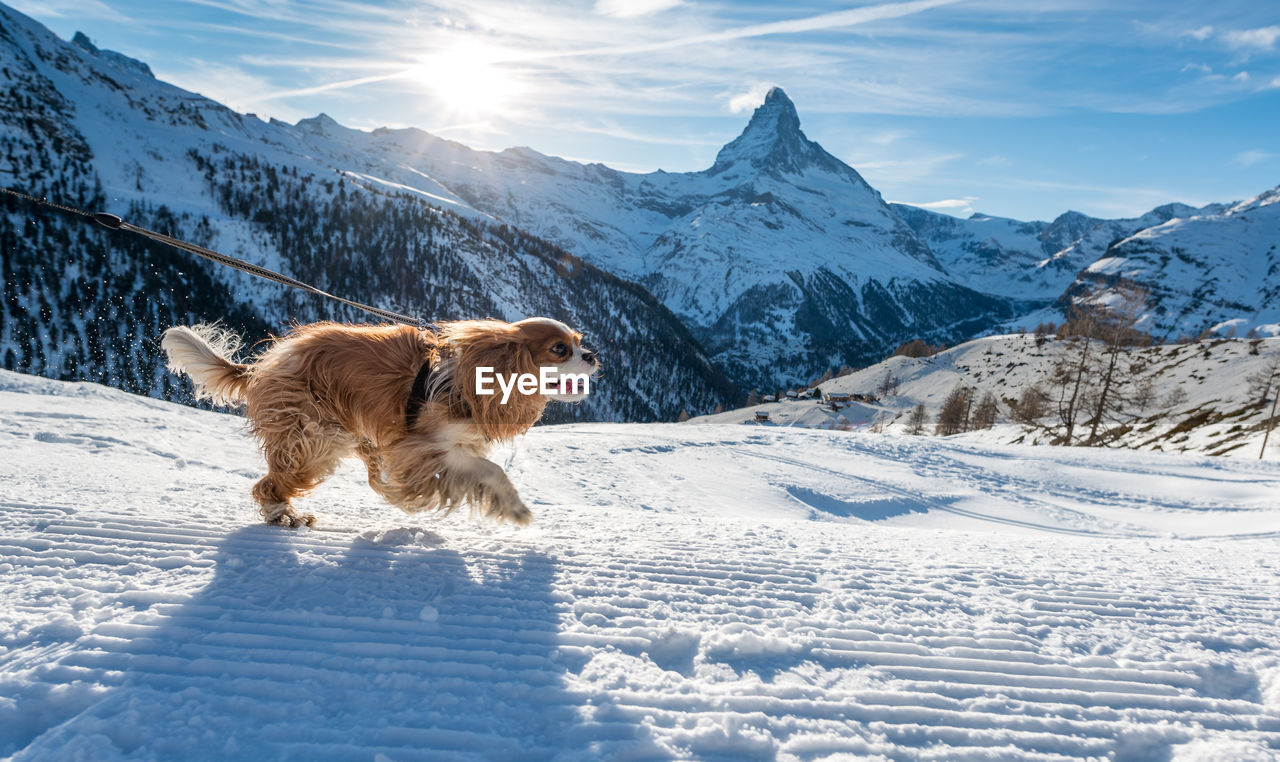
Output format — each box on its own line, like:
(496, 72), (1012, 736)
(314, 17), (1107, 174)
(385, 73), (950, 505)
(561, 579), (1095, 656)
(1, 186), (431, 330)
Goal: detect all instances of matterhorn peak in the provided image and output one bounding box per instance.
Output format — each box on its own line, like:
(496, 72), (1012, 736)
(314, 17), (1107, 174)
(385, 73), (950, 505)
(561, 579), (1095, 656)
(745, 87), (801, 137)
(710, 87), (834, 175)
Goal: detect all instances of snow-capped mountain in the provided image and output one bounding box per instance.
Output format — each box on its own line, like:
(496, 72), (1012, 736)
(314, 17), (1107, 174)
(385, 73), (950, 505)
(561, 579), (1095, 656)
(0, 3), (735, 421)
(2, 0), (1277, 412)
(1067, 187), (1280, 340)
(890, 201), (1226, 304)
(285, 88), (1022, 389)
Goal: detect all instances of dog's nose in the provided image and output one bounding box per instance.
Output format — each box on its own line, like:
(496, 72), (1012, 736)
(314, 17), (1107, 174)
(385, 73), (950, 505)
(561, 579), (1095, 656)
(582, 349), (597, 365)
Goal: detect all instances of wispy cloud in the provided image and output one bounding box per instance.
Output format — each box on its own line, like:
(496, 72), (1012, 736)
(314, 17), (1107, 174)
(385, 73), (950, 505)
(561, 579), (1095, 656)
(1233, 149), (1275, 167)
(544, 0), (963, 60)
(36, 0), (1279, 221)
(852, 152), (966, 183)
(152, 60), (311, 122)
(593, 0), (682, 19)
(1223, 25), (1280, 50)
(7, 0), (130, 21)
(895, 196), (980, 216)
(726, 83), (777, 114)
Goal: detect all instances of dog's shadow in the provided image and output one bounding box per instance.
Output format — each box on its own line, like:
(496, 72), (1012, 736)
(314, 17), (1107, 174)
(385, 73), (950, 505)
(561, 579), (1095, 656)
(18, 525), (594, 760)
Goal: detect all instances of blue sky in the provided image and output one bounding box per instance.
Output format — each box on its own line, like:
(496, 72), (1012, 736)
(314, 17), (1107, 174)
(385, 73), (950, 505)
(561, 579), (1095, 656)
(13, 0), (1280, 220)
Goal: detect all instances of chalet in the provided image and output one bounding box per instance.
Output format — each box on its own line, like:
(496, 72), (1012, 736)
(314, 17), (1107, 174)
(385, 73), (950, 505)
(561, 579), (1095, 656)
(762, 394), (777, 403)
(785, 391), (799, 400)
(754, 411), (771, 423)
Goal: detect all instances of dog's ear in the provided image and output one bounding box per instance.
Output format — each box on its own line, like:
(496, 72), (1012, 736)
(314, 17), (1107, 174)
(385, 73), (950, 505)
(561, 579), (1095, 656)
(443, 320), (548, 441)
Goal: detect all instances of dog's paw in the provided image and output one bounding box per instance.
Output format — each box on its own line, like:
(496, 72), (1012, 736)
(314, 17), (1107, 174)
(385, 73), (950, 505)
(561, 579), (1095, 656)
(260, 504), (317, 529)
(494, 494), (533, 526)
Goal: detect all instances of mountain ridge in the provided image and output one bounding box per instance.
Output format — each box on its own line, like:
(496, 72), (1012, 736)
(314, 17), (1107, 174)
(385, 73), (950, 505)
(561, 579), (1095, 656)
(2, 0), (1277, 409)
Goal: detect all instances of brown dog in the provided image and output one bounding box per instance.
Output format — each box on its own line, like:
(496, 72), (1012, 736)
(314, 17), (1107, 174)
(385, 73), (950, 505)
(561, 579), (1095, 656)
(161, 319), (598, 528)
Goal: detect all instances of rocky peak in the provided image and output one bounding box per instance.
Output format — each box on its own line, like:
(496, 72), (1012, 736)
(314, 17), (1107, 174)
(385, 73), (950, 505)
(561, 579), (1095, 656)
(70, 31), (154, 78)
(710, 87), (827, 175)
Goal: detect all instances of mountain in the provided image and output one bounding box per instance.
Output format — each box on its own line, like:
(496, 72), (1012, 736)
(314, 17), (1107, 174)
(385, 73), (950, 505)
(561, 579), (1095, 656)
(1065, 188), (1280, 340)
(0, 4), (735, 421)
(313, 88), (1021, 389)
(890, 202), (1226, 304)
(2, 1), (1276, 412)
(698, 332), (1280, 458)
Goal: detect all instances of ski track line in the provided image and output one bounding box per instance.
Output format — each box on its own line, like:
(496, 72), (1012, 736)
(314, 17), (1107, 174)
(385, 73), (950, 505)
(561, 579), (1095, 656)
(6, 510), (1280, 760)
(5, 421), (1280, 759)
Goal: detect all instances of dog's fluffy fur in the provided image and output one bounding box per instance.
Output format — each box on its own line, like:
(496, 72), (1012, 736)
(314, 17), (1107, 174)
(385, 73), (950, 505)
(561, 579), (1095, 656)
(161, 319), (597, 528)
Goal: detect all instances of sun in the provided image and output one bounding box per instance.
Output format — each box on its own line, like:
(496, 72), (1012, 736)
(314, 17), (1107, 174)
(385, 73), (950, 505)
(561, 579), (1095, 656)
(415, 44), (520, 117)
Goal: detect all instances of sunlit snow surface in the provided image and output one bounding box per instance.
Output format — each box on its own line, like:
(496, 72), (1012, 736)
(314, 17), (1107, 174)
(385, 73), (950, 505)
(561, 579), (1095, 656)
(2, 369), (1279, 760)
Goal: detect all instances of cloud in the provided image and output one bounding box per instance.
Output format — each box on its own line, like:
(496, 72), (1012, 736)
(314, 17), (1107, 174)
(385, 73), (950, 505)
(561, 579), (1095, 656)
(5, 0), (128, 21)
(727, 83), (776, 114)
(895, 196), (980, 216)
(1233, 149), (1275, 167)
(867, 130), (910, 145)
(153, 60), (310, 122)
(593, 0), (682, 19)
(1180, 26), (1214, 42)
(535, 0), (963, 60)
(852, 152), (965, 183)
(1223, 25), (1280, 50)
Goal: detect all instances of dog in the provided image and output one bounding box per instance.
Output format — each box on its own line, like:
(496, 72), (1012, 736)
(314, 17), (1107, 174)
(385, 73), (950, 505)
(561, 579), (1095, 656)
(161, 318), (598, 528)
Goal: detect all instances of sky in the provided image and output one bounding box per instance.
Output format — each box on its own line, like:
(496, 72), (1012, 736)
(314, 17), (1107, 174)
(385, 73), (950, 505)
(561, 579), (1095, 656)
(11, 0), (1280, 221)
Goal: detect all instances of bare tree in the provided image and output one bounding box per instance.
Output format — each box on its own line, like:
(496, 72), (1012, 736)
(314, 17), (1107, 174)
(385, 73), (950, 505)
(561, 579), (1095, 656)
(907, 402), (928, 435)
(1163, 386), (1189, 410)
(1132, 374), (1158, 413)
(936, 385), (973, 436)
(1049, 312), (1098, 446)
(971, 393), (1000, 430)
(893, 339), (941, 358)
(1246, 354), (1280, 409)
(1250, 351), (1280, 459)
(876, 370), (901, 397)
(746, 389), (760, 407)
(1261, 390), (1279, 460)
(1082, 286), (1150, 445)
(1011, 384), (1049, 423)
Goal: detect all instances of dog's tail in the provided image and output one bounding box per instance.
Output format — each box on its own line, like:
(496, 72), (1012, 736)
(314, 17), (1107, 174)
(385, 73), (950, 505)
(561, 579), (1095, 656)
(161, 324), (251, 405)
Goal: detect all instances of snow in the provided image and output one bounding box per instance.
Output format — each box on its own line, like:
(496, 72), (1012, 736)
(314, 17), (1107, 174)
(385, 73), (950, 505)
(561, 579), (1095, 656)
(699, 333), (1280, 459)
(3, 369), (1279, 759)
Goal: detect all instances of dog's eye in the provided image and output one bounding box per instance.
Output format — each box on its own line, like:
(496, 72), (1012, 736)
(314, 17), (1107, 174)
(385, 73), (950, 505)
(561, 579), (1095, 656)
(550, 342), (569, 358)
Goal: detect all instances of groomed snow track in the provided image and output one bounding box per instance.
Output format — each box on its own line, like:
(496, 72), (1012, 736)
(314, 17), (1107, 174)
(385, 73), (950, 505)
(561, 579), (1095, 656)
(2, 371), (1279, 760)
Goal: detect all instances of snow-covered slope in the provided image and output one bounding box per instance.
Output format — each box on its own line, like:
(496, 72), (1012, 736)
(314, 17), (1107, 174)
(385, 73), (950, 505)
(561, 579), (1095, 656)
(0, 2), (734, 421)
(3, 0), (1278, 409)
(890, 202), (1226, 305)
(292, 87), (1019, 388)
(1068, 187), (1280, 340)
(3, 371), (1280, 759)
(698, 333), (1280, 458)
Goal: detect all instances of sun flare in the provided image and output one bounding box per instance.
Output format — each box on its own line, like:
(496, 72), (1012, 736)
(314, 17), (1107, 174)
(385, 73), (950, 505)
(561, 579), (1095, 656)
(416, 44), (520, 117)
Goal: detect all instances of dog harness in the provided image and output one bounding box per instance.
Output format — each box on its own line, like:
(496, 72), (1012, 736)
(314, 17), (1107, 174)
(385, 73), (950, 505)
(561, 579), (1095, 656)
(404, 361), (434, 430)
